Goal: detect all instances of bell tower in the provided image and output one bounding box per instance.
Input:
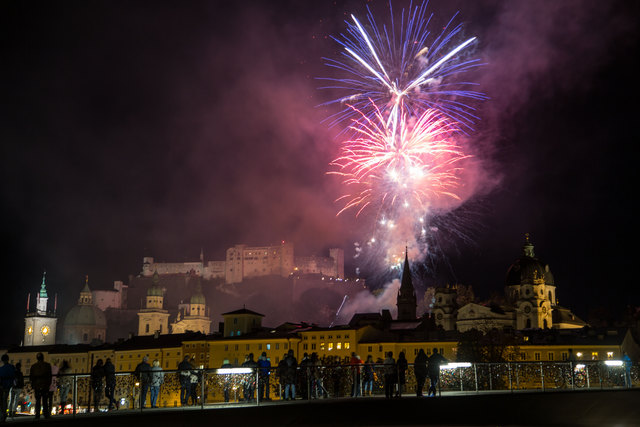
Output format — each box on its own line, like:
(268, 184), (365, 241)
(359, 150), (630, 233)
(24, 271), (58, 346)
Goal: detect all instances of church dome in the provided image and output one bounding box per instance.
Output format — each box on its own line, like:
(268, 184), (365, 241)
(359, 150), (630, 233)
(147, 270), (164, 296)
(190, 292), (206, 305)
(64, 304), (107, 328)
(506, 235), (554, 286)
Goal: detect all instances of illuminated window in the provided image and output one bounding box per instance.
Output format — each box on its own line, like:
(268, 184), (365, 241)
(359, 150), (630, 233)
(320, 342), (325, 351)
(591, 352), (598, 360)
(607, 352), (614, 359)
(576, 352), (583, 358)
(336, 343), (341, 350)
(328, 343), (334, 351)
(345, 343), (350, 350)
(267, 344), (271, 350)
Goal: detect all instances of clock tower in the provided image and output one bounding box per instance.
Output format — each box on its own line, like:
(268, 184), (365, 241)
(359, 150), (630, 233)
(24, 272), (58, 346)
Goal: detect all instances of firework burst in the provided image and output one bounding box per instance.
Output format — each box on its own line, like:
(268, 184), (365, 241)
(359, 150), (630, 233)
(320, 1), (487, 135)
(330, 103), (469, 218)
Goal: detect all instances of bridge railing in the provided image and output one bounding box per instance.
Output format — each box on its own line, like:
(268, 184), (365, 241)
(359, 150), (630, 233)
(17, 361), (637, 415)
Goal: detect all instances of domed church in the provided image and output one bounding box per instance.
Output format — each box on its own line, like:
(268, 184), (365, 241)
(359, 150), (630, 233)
(433, 234), (587, 332)
(62, 276), (107, 344)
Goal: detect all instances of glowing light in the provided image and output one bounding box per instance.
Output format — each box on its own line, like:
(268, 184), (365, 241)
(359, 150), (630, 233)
(217, 368), (253, 375)
(604, 360), (623, 367)
(441, 362), (472, 369)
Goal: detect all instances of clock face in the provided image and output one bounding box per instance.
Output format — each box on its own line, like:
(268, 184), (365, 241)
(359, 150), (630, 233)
(41, 325), (50, 336)
(542, 306), (547, 314)
(27, 326), (33, 335)
(524, 306), (531, 314)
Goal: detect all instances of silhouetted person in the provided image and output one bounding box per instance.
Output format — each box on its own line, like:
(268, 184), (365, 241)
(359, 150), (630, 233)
(283, 350), (297, 400)
(9, 361), (23, 418)
(0, 354), (16, 422)
(57, 360), (72, 414)
(427, 349), (447, 397)
(257, 352), (271, 400)
(396, 352), (407, 397)
(90, 359), (105, 411)
(134, 356), (151, 408)
(29, 352), (52, 419)
(103, 358), (118, 410)
(149, 359), (164, 408)
(623, 352), (633, 388)
(362, 355), (375, 396)
(383, 351), (396, 399)
(241, 353), (257, 402)
(414, 349), (428, 397)
(178, 356), (193, 406)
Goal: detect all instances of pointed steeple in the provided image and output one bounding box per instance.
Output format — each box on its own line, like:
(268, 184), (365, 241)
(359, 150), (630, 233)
(397, 247), (417, 321)
(39, 271), (48, 298)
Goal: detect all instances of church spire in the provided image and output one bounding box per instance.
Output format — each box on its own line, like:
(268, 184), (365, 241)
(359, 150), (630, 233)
(39, 271), (48, 298)
(397, 247), (417, 321)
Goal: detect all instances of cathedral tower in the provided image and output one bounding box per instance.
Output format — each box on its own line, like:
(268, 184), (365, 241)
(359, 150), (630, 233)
(506, 234), (556, 329)
(397, 249), (417, 321)
(24, 272), (57, 346)
(170, 279), (211, 334)
(137, 271), (170, 336)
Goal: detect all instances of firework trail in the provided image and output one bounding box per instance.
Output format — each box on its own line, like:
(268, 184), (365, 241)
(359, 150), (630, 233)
(323, 2), (486, 272)
(319, 1), (487, 135)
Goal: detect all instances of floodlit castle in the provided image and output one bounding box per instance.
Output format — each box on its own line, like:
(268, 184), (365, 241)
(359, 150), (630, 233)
(432, 234), (587, 332)
(140, 242), (344, 284)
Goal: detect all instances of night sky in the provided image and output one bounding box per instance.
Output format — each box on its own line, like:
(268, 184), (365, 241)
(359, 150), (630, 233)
(2, 0), (639, 345)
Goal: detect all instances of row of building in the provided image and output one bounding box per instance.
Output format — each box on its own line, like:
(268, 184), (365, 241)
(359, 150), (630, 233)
(13, 235), (640, 379)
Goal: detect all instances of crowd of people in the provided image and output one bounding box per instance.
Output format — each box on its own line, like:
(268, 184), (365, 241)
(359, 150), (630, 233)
(0, 348), (447, 420)
(7, 347), (633, 419)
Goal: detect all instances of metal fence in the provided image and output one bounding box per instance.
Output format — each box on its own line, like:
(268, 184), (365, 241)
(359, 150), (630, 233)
(12, 361), (638, 417)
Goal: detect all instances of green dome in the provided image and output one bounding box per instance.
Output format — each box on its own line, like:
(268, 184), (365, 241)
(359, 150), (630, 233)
(64, 304), (107, 328)
(190, 293), (206, 305)
(147, 285), (164, 297)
